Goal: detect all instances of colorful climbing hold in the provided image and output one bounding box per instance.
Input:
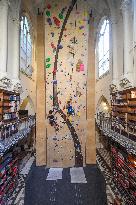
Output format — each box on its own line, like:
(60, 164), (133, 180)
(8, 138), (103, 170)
(46, 10), (51, 17)
(53, 69), (56, 74)
(46, 64), (51, 69)
(50, 95), (53, 100)
(80, 64), (84, 71)
(51, 32), (54, 37)
(46, 57), (51, 62)
(53, 80), (57, 84)
(51, 42), (56, 49)
(47, 18), (52, 26)
(47, 4), (51, 9)
(53, 16), (61, 27)
(58, 44), (63, 49)
(59, 13), (63, 19)
(79, 26), (84, 30)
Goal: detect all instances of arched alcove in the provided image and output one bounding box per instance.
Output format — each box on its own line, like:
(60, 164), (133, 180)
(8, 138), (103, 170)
(20, 95), (35, 115)
(96, 95), (111, 115)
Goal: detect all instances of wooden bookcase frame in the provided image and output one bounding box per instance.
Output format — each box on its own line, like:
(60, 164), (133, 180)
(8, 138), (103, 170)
(111, 88), (136, 139)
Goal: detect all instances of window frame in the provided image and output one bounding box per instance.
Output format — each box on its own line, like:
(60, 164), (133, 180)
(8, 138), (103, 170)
(20, 14), (33, 78)
(96, 17), (110, 79)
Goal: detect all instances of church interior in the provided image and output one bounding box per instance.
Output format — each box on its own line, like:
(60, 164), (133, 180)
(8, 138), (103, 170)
(0, 0), (136, 204)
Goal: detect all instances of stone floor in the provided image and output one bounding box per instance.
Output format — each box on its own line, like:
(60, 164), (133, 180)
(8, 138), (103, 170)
(24, 165), (107, 205)
(7, 152), (121, 205)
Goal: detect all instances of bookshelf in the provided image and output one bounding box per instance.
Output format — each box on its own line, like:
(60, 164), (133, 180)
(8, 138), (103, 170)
(96, 110), (136, 204)
(0, 89), (36, 204)
(111, 142), (136, 205)
(0, 89), (20, 122)
(111, 88), (136, 139)
(0, 89), (20, 141)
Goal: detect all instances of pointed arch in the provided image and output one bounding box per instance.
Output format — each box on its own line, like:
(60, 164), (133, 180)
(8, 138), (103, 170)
(20, 95), (35, 114)
(96, 95), (111, 113)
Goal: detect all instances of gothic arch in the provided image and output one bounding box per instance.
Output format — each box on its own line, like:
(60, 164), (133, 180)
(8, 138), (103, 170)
(20, 95), (35, 113)
(96, 95), (111, 113)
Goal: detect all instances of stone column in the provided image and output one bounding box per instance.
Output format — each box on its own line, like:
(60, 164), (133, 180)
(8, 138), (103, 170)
(12, 22), (20, 80)
(120, 0), (133, 87)
(86, 17), (96, 164)
(110, 15), (119, 92)
(0, 0), (10, 88)
(134, 0), (136, 41)
(36, 14), (46, 166)
(7, 0), (21, 92)
(10, 19), (21, 90)
(133, 0), (136, 86)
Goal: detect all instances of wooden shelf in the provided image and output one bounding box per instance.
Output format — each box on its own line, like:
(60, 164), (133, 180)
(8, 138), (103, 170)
(0, 89), (20, 123)
(112, 104), (127, 107)
(0, 105), (13, 108)
(3, 111), (17, 114)
(128, 98), (136, 101)
(116, 98), (127, 101)
(111, 144), (136, 204)
(111, 88), (136, 136)
(3, 99), (19, 102)
(3, 118), (18, 123)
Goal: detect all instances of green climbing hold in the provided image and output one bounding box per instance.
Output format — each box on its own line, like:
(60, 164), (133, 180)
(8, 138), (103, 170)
(50, 95), (53, 100)
(46, 57), (51, 62)
(46, 10), (51, 17)
(46, 64), (51, 69)
(59, 13), (63, 19)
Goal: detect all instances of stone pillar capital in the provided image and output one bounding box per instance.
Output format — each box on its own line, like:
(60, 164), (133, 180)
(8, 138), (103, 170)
(0, 76), (12, 90)
(119, 76), (132, 88)
(110, 83), (118, 93)
(12, 79), (22, 93)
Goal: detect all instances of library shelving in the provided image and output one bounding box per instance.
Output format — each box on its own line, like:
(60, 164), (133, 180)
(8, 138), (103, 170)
(96, 113), (136, 205)
(0, 89), (36, 204)
(111, 88), (136, 141)
(111, 141), (136, 205)
(0, 89), (20, 122)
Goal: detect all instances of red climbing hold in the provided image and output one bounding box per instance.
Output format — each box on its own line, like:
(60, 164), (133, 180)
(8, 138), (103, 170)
(53, 68), (57, 74)
(53, 17), (61, 27)
(47, 4), (51, 9)
(51, 42), (56, 49)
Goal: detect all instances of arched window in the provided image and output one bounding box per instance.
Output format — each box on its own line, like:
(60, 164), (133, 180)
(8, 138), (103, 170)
(98, 18), (109, 77)
(20, 15), (33, 77)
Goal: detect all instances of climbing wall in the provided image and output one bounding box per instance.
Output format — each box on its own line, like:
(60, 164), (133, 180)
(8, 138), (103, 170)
(45, 0), (90, 167)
